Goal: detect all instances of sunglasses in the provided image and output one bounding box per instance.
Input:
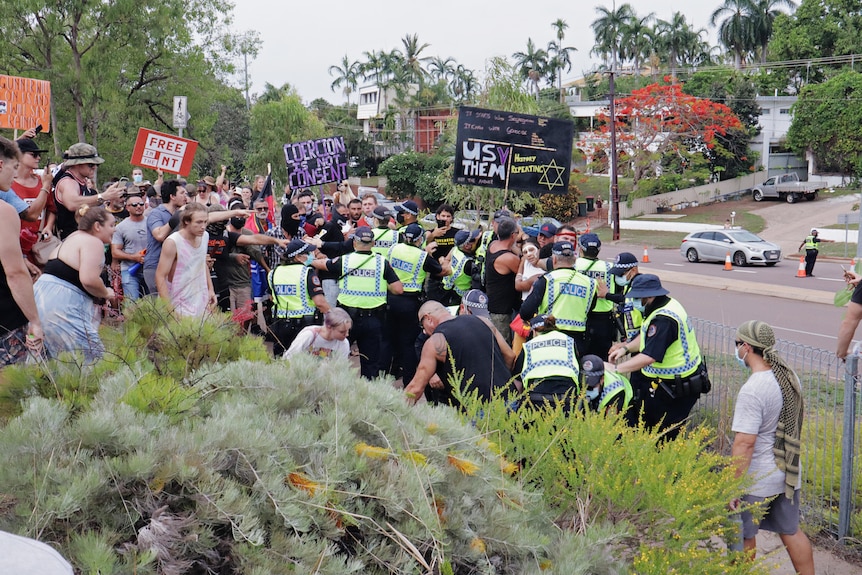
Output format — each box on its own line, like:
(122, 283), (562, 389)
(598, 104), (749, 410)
(255, 207), (269, 212)
(734, 340), (744, 347)
(128, 202), (145, 207)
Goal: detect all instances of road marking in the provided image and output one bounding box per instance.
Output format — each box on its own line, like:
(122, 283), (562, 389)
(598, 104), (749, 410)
(772, 326), (837, 340)
(665, 263), (684, 267)
(732, 269), (757, 274)
(815, 277), (843, 283)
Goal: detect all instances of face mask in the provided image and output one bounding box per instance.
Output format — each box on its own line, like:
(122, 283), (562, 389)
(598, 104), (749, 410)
(133, 174), (143, 183)
(616, 274), (630, 286)
(585, 387), (600, 401)
(632, 299), (645, 313)
(230, 217), (246, 229)
(735, 346), (748, 368)
(396, 213), (405, 225)
(304, 253), (314, 266)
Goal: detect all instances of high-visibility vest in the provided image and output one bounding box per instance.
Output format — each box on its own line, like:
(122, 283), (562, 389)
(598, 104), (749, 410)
(804, 235), (817, 250)
(372, 228), (399, 257)
(475, 230), (494, 287)
(575, 257), (614, 313)
(337, 252), (387, 309)
(387, 243), (427, 292)
(619, 282), (643, 341)
(268, 264), (315, 318)
(639, 297), (702, 379)
(520, 331), (580, 388)
(598, 370), (634, 412)
(538, 268), (596, 333)
(443, 247), (473, 296)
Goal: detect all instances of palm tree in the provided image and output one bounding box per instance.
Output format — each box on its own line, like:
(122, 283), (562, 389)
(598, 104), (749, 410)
(591, 3), (635, 68)
(750, 0), (796, 63)
(620, 13), (654, 74)
(428, 55), (456, 83)
(328, 55), (361, 104)
(512, 38), (548, 101)
(361, 50), (385, 84)
(548, 19), (576, 103)
(399, 33), (431, 84)
(450, 64), (477, 101)
(710, 0), (758, 69)
(655, 12), (701, 78)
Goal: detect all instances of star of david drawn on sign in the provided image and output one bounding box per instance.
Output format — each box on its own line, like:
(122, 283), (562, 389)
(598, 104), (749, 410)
(538, 158), (566, 191)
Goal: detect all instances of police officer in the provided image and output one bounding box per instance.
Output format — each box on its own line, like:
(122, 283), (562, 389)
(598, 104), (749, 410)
(580, 354), (634, 423)
(312, 226), (403, 378)
(268, 238), (331, 357)
(608, 274), (709, 440)
(393, 200), (420, 230)
(514, 314), (580, 412)
(370, 205), (399, 256)
(442, 229), (482, 305)
(386, 223), (446, 383)
(797, 229), (820, 277)
(606, 252), (642, 343)
(575, 233), (616, 360)
(520, 241), (601, 358)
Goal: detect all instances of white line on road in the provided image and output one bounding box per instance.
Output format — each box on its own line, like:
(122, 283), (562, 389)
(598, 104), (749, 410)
(665, 263), (684, 267)
(815, 277), (843, 283)
(732, 269), (757, 274)
(772, 325), (837, 340)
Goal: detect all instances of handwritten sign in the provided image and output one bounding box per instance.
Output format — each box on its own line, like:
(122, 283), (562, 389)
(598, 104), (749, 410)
(0, 74), (51, 131)
(130, 128), (198, 176)
(453, 106), (573, 195)
(284, 136), (347, 188)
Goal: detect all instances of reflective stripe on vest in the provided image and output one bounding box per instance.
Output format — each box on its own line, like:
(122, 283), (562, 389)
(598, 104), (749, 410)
(639, 297), (702, 379)
(268, 264), (315, 318)
(387, 243), (427, 292)
(804, 235), (817, 250)
(443, 247), (473, 296)
(372, 228), (399, 257)
(598, 370), (634, 412)
(575, 257), (613, 312)
(338, 253), (387, 308)
(620, 283), (643, 341)
(540, 269), (596, 332)
(520, 331), (579, 386)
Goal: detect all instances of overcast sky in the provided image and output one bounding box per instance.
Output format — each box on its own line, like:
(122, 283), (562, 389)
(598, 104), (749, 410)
(231, 1), (739, 104)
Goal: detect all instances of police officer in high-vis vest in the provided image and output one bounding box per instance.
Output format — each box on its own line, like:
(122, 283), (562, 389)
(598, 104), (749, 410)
(268, 238), (331, 357)
(608, 274), (710, 440)
(313, 226), (403, 379)
(386, 223), (446, 384)
(442, 228), (482, 306)
(575, 233), (616, 360)
(797, 228), (820, 277)
(605, 252), (642, 343)
(520, 241), (603, 358)
(514, 314), (580, 412)
(370, 206), (399, 257)
(580, 354), (634, 424)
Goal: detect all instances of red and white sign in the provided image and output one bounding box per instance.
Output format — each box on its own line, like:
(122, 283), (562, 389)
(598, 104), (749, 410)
(130, 128), (198, 176)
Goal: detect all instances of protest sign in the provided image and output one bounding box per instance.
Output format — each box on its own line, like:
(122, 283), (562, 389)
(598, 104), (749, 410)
(0, 74), (51, 131)
(284, 136), (348, 188)
(130, 128), (198, 176)
(453, 106), (573, 194)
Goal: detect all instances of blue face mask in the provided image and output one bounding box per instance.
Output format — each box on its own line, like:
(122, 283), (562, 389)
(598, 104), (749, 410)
(632, 298), (645, 313)
(585, 387), (600, 401)
(735, 346), (748, 368)
(616, 274), (630, 286)
(304, 253), (314, 266)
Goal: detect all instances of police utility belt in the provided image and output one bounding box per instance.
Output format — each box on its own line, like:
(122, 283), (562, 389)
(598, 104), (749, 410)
(649, 363), (711, 399)
(274, 313), (317, 324)
(339, 304), (386, 319)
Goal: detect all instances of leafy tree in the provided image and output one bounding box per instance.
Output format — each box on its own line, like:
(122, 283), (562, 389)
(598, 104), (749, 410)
(378, 151), (429, 199)
(786, 70), (862, 175)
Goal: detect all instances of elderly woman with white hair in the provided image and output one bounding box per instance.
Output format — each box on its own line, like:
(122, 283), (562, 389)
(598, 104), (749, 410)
(283, 308), (352, 360)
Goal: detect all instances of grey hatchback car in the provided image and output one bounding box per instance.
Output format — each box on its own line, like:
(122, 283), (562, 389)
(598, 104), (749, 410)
(680, 229), (782, 266)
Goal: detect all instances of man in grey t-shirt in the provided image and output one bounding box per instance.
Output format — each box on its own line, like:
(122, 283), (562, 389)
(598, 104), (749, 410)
(729, 320), (813, 575)
(111, 194), (149, 300)
(0, 530), (73, 574)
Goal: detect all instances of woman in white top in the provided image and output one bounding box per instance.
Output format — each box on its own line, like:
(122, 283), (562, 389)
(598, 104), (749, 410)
(284, 308), (352, 359)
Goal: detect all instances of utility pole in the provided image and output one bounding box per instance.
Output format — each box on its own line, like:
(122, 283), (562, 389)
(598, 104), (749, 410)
(609, 67), (620, 241)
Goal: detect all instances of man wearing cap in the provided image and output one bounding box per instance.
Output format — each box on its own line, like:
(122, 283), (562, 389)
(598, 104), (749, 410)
(405, 299), (514, 407)
(581, 354), (634, 421)
(441, 228), (482, 305)
(575, 232), (616, 360)
(11, 138), (54, 239)
(535, 221), (557, 252)
(608, 274), (709, 440)
(268, 238), (331, 356)
(369, 205), (399, 256)
(54, 143), (125, 239)
(514, 314), (580, 412)
(393, 200), (420, 230)
(312, 226), (403, 379)
(606, 252), (642, 343)
(520, 241), (600, 358)
(385, 222), (447, 383)
(797, 229), (820, 277)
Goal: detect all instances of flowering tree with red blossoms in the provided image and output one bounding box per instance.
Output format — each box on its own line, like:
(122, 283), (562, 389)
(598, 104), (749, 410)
(594, 81), (743, 185)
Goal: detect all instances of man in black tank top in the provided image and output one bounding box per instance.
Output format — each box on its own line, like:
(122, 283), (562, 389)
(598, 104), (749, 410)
(53, 143), (124, 239)
(404, 300), (515, 407)
(484, 217), (521, 342)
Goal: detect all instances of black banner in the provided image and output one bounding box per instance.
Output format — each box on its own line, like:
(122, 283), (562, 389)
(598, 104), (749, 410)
(453, 106), (573, 195)
(283, 136), (348, 189)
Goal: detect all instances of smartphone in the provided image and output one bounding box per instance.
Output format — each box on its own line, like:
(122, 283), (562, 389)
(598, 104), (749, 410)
(35, 124), (43, 134)
(119, 177), (128, 182)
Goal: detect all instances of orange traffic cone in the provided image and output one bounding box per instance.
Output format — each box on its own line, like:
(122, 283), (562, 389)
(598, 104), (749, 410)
(642, 246), (650, 263)
(796, 257), (806, 278)
(723, 252), (733, 271)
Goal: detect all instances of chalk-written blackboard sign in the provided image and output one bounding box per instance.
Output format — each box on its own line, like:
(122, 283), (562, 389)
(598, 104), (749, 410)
(453, 106), (573, 195)
(283, 136), (348, 189)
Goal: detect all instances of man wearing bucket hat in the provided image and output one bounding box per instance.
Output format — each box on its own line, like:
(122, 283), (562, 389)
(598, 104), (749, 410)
(54, 143), (125, 239)
(608, 274), (710, 440)
(268, 238), (331, 356)
(514, 314), (581, 412)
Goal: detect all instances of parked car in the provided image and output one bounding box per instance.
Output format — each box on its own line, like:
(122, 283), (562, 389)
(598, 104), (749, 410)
(357, 187), (396, 210)
(680, 229), (781, 266)
(751, 173), (826, 204)
(520, 216), (564, 238)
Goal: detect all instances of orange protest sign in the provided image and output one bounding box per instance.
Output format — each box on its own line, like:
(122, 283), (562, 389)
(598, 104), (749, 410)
(0, 75), (51, 131)
(130, 128), (198, 176)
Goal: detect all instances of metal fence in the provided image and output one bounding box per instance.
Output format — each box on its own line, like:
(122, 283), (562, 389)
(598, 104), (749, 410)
(690, 318), (861, 548)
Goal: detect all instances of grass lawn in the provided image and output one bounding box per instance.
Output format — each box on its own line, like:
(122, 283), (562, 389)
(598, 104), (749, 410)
(596, 227), (688, 249)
